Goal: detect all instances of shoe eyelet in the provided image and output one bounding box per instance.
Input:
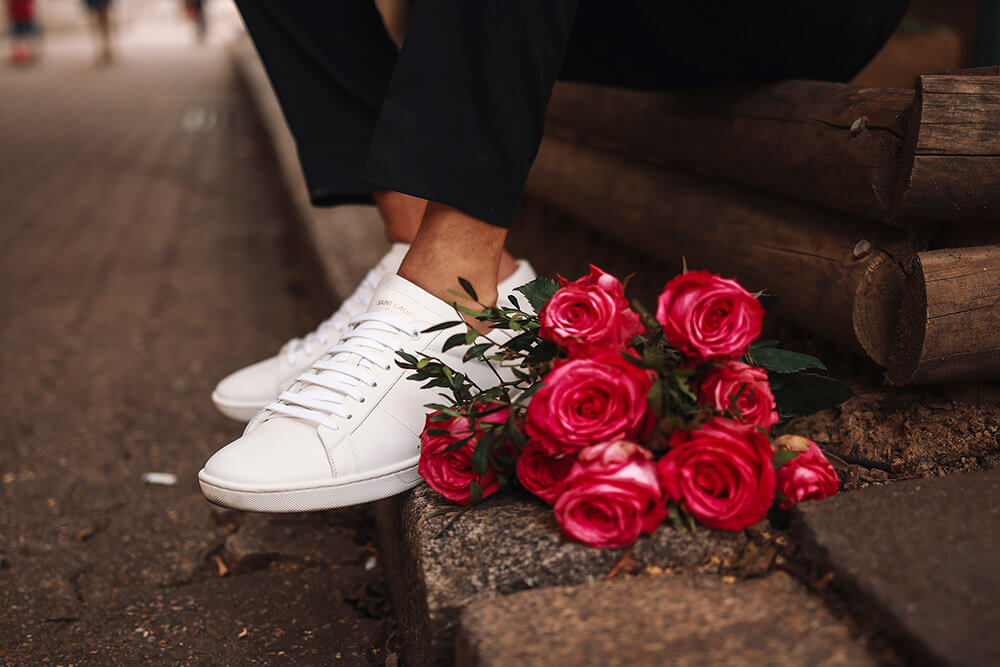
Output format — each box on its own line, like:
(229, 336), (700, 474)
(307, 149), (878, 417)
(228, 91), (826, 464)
(359, 397), (366, 403)
(409, 331), (420, 340)
(372, 382), (378, 388)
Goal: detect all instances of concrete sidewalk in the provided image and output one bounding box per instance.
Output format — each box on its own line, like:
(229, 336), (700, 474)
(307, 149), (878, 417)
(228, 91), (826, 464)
(0, 22), (395, 665)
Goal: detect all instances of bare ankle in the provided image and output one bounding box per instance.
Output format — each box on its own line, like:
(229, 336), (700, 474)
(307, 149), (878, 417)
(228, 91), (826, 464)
(374, 190), (427, 244)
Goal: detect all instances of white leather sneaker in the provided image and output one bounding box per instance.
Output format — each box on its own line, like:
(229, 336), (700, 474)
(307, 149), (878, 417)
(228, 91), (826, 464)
(211, 243), (410, 421)
(199, 262), (537, 512)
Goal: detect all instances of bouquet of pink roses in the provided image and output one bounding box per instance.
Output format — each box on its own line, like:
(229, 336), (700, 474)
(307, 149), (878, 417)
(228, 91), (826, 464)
(397, 266), (848, 549)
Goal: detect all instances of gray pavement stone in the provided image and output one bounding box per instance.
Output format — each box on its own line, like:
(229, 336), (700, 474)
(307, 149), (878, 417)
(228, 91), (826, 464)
(793, 470), (1000, 666)
(375, 485), (747, 666)
(456, 572), (875, 667)
(0, 24), (395, 665)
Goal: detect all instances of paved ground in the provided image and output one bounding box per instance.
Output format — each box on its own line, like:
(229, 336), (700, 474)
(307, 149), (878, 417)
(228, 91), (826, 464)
(0, 17), (395, 666)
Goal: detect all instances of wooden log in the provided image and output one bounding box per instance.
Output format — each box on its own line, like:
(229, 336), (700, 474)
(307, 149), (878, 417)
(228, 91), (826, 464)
(890, 73), (1000, 226)
(524, 137), (916, 365)
(544, 81), (915, 226)
(887, 246), (1000, 385)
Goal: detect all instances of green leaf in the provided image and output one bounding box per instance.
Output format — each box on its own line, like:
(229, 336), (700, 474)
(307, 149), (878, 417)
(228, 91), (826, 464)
(772, 373), (853, 417)
(458, 277), (478, 302)
(469, 480), (484, 505)
(422, 320), (464, 333)
(507, 294), (522, 310)
(772, 450), (800, 469)
(471, 429), (495, 476)
(396, 351), (418, 365)
(463, 342), (492, 363)
(750, 339), (780, 350)
(444, 434), (474, 452)
(442, 332), (468, 352)
(751, 348), (826, 374)
(515, 277), (559, 313)
(758, 293), (779, 310)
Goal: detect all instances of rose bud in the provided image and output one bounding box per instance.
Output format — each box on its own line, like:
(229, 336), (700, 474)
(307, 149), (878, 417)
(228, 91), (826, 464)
(418, 405), (510, 505)
(539, 265), (643, 354)
(656, 270), (764, 361)
(698, 360), (778, 429)
(554, 441), (667, 549)
(525, 349), (654, 455)
(771, 434), (812, 454)
(657, 417), (775, 531)
(516, 440), (575, 505)
(775, 439), (839, 509)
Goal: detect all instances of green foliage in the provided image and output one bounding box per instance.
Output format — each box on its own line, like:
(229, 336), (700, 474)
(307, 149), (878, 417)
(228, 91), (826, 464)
(515, 276), (559, 313)
(772, 449), (800, 469)
(748, 347), (826, 374)
(771, 373), (853, 418)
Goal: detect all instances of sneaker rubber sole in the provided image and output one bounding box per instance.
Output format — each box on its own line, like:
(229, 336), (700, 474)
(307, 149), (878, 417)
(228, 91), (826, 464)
(197, 461), (423, 512)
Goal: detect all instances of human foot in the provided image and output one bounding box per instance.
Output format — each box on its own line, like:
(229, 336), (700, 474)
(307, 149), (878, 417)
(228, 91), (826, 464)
(199, 264), (535, 512)
(211, 247), (533, 422)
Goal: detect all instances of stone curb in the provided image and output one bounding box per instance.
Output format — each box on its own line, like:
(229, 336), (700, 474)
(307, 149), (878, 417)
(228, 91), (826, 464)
(455, 572), (875, 667)
(792, 471), (1000, 666)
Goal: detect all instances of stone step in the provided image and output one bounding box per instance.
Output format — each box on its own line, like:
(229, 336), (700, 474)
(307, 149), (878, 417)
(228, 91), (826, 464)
(375, 486), (747, 666)
(792, 470), (1000, 666)
(456, 572), (877, 666)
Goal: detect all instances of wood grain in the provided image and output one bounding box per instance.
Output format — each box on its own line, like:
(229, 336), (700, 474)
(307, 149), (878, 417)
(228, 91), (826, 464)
(545, 80), (915, 226)
(888, 245), (1000, 385)
(524, 137), (917, 364)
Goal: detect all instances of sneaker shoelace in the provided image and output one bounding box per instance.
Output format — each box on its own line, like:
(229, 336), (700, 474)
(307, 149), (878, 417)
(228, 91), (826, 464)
(267, 311), (422, 430)
(279, 270), (381, 365)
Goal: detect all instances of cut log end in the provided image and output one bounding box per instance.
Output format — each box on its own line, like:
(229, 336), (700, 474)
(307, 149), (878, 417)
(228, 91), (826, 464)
(853, 252), (908, 368)
(886, 255), (928, 385)
(888, 246), (1000, 385)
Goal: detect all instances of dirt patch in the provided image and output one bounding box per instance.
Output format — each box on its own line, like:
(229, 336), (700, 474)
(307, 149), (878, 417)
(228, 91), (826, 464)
(787, 382), (1000, 491)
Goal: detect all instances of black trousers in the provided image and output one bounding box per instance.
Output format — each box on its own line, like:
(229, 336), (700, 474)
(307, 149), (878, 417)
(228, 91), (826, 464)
(237, 1), (909, 229)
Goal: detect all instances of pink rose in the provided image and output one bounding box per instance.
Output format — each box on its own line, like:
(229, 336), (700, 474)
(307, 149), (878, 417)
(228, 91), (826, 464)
(657, 417), (775, 531)
(554, 441), (666, 548)
(698, 360), (778, 429)
(775, 440), (839, 509)
(656, 271), (764, 360)
(516, 440), (575, 504)
(418, 405), (509, 505)
(525, 349), (654, 454)
(539, 265), (643, 354)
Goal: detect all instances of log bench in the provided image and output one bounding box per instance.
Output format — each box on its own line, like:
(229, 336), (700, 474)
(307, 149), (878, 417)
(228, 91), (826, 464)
(523, 67), (1000, 386)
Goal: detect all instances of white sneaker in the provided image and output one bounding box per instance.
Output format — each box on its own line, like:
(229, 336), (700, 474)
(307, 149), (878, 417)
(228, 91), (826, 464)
(211, 243), (411, 421)
(199, 262), (537, 512)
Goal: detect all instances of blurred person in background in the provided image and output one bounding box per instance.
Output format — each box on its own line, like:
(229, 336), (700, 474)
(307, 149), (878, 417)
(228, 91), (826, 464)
(83, 0), (113, 65)
(6, 0), (40, 66)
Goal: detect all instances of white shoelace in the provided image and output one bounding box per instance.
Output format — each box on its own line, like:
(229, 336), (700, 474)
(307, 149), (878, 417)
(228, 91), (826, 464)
(267, 311), (422, 430)
(280, 270), (381, 365)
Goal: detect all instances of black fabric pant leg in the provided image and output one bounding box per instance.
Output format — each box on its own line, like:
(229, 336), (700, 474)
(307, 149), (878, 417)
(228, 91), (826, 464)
(560, 1), (910, 89)
(235, 0), (399, 206)
(362, 1), (579, 229)
(239, 1), (908, 228)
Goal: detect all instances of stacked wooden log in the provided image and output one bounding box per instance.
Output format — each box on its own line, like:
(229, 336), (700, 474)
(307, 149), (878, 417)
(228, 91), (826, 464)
(523, 68), (1000, 385)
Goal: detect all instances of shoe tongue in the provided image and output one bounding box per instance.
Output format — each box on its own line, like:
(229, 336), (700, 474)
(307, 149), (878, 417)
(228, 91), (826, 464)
(367, 273), (459, 325)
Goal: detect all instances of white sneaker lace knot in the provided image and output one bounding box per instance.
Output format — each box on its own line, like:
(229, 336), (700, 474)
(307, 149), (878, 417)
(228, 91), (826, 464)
(267, 311), (423, 429)
(280, 270), (381, 365)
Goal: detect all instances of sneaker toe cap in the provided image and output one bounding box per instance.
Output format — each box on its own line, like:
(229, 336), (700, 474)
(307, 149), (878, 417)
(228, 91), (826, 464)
(213, 355), (292, 406)
(201, 419), (332, 489)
